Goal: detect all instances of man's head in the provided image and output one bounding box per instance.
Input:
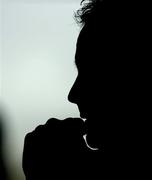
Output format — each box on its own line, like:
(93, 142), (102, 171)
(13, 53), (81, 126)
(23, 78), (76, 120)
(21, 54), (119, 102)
(68, 0), (130, 149)
(68, 0), (110, 149)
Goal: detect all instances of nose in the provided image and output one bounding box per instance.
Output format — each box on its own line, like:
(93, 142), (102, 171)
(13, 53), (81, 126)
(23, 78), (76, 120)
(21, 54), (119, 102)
(68, 77), (80, 104)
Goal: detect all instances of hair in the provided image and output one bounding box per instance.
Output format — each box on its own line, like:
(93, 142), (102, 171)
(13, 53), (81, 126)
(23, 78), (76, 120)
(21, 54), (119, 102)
(75, 0), (104, 26)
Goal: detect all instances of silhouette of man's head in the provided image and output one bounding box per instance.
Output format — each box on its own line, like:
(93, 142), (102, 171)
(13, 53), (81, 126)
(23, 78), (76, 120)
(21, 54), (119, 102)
(68, 0), (110, 149)
(68, 0), (130, 149)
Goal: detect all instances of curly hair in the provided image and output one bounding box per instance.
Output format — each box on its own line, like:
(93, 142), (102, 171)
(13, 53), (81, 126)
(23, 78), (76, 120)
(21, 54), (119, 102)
(75, 0), (104, 26)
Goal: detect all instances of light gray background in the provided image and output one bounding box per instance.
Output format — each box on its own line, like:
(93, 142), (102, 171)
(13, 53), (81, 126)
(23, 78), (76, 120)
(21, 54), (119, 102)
(1, 0), (81, 179)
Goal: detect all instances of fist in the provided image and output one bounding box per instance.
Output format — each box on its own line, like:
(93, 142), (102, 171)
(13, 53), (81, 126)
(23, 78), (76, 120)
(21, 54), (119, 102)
(22, 118), (87, 179)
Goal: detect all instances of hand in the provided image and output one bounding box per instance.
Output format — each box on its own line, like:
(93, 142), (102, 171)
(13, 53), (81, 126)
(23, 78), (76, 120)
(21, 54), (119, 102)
(22, 118), (86, 179)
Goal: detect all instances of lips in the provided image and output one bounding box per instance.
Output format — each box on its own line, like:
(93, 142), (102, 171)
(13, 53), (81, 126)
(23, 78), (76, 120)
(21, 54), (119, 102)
(77, 104), (89, 119)
(80, 112), (88, 119)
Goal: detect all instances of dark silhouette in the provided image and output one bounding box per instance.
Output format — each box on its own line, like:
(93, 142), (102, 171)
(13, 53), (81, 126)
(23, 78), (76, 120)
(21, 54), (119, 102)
(22, 0), (144, 179)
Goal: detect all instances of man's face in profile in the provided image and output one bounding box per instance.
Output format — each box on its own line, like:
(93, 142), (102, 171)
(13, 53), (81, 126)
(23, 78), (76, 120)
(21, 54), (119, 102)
(68, 25), (108, 118)
(68, 25), (106, 147)
(68, 26), (95, 119)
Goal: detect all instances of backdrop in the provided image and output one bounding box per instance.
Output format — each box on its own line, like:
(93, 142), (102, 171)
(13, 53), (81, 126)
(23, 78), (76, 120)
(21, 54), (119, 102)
(1, 0), (81, 179)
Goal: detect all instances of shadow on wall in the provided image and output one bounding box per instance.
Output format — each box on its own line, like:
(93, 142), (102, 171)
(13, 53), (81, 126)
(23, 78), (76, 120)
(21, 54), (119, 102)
(0, 106), (24, 180)
(0, 110), (7, 180)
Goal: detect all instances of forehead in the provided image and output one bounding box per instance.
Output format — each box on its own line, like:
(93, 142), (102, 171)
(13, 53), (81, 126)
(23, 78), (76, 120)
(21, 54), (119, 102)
(75, 25), (105, 72)
(75, 26), (98, 69)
